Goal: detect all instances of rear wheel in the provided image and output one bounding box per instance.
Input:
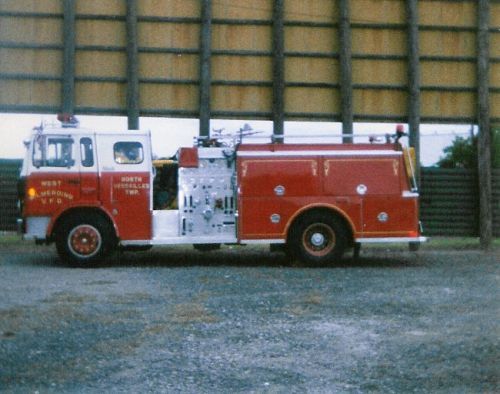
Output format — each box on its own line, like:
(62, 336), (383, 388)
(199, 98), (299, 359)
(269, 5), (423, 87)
(55, 213), (116, 267)
(288, 213), (348, 266)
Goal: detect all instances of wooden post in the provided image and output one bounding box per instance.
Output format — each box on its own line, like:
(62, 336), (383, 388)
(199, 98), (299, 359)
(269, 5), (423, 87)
(477, 0), (492, 249)
(199, 0), (212, 138)
(62, 0), (76, 115)
(339, 0), (353, 143)
(406, 0), (421, 184)
(272, 0), (285, 141)
(126, 0), (140, 130)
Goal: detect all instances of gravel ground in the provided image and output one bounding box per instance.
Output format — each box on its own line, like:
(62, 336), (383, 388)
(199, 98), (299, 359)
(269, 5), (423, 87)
(0, 238), (499, 393)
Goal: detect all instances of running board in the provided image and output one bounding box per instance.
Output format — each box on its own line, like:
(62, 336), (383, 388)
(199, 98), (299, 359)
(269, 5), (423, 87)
(356, 237), (427, 244)
(121, 235), (237, 246)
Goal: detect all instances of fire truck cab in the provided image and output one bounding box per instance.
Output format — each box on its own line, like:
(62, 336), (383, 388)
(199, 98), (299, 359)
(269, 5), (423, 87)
(19, 122), (426, 267)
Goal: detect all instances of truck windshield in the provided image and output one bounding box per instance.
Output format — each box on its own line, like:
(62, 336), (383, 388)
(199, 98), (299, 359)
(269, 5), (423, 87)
(33, 136), (75, 168)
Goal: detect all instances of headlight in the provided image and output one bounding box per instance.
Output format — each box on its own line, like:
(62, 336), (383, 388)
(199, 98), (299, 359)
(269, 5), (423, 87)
(27, 187), (36, 199)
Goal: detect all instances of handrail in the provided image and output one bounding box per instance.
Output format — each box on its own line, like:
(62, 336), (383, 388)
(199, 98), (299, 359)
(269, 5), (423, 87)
(404, 147), (419, 192)
(199, 132), (403, 145)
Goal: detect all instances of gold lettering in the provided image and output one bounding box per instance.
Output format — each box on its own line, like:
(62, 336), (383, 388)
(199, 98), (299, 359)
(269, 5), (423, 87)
(40, 180), (62, 187)
(121, 176), (143, 183)
(393, 160), (399, 176)
(37, 189), (74, 201)
(312, 161), (318, 177)
(114, 181), (149, 191)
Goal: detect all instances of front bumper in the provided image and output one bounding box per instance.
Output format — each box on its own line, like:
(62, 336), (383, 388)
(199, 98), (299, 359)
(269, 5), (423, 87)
(22, 216), (50, 241)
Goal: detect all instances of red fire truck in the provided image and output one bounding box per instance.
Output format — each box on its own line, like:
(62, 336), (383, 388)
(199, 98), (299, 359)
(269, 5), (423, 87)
(18, 119), (425, 267)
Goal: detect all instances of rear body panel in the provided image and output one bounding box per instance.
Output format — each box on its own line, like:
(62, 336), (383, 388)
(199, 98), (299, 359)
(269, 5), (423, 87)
(236, 143), (420, 242)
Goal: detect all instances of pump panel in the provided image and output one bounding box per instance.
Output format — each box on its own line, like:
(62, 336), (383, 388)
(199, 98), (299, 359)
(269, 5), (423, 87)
(178, 148), (237, 243)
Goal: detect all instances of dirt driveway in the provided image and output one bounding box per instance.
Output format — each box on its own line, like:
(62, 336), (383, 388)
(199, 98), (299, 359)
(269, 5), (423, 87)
(0, 238), (499, 393)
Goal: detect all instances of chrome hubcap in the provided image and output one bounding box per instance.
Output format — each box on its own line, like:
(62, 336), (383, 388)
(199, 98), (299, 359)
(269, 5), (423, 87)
(311, 232), (325, 247)
(302, 223), (336, 257)
(68, 224), (101, 258)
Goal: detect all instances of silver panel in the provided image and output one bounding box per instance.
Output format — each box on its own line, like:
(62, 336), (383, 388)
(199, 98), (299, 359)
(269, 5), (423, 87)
(25, 216), (51, 239)
(402, 191), (419, 198)
(122, 235), (237, 246)
(237, 150), (403, 158)
(241, 239), (286, 245)
(152, 210), (179, 239)
(356, 237), (427, 244)
(178, 148), (237, 243)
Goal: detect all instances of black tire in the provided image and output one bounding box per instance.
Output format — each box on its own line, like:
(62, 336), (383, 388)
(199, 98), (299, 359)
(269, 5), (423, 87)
(193, 243), (221, 252)
(409, 242), (420, 252)
(270, 243), (287, 253)
(55, 213), (116, 267)
(288, 212), (348, 266)
(120, 245), (153, 252)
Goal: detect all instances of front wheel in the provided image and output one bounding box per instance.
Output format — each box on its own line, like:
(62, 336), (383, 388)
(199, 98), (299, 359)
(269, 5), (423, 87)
(55, 213), (116, 267)
(288, 213), (348, 266)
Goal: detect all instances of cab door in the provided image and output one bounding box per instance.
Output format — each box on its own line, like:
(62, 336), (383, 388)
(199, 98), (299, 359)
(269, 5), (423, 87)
(95, 134), (152, 241)
(26, 135), (81, 215)
(78, 135), (99, 202)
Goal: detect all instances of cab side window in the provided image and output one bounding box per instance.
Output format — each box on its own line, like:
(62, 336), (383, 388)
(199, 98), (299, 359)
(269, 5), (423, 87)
(33, 137), (75, 168)
(114, 142), (144, 164)
(80, 137), (94, 167)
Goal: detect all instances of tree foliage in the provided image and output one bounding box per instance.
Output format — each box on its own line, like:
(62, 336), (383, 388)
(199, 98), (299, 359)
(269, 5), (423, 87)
(437, 128), (500, 169)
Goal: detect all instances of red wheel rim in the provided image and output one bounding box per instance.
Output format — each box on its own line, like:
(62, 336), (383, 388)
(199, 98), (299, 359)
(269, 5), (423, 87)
(68, 224), (101, 258)
(302, 223), (335, 257)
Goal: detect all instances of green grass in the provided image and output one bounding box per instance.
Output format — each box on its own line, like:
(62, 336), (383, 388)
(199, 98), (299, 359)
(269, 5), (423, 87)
(420, 236), (500, 251)
(0, 232), (23, 244)
(355, 236), (500, 252)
